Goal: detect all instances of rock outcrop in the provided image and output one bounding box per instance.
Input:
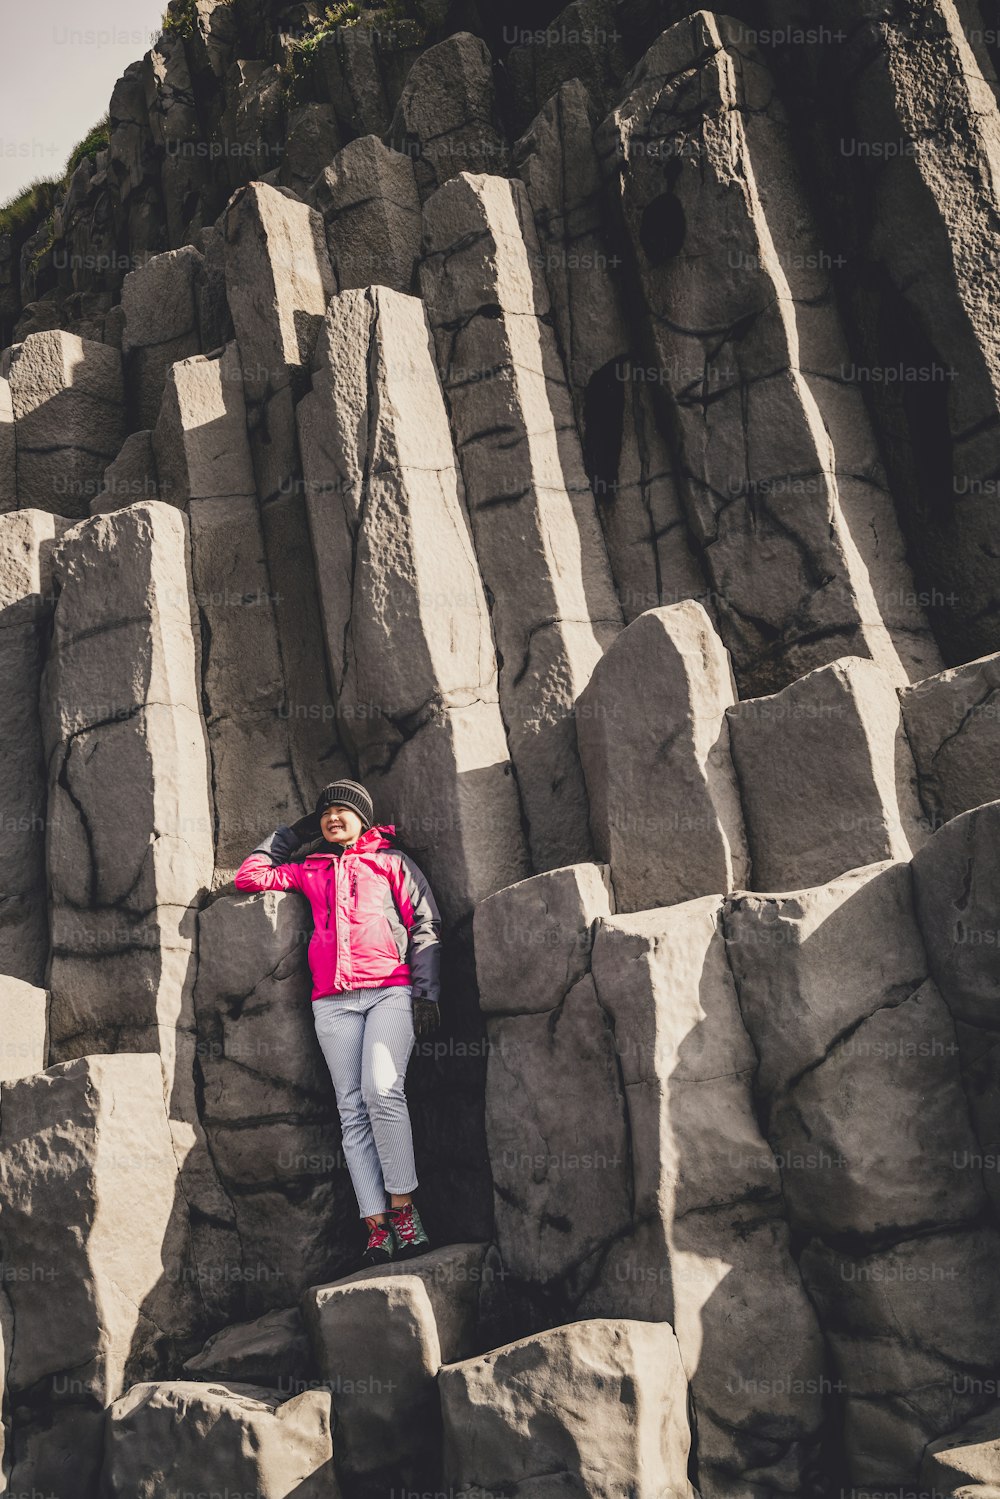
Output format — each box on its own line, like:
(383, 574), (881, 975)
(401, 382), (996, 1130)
(1, 1), (1000, 1494)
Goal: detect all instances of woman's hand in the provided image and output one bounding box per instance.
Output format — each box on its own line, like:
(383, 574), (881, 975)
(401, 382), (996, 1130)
(291, 812), (321, 843)
(252, 824), (302, 863)
(413, 999), (441, 1037)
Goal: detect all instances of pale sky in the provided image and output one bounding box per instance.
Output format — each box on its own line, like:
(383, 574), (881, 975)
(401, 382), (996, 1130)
(0, 0), (171, 203)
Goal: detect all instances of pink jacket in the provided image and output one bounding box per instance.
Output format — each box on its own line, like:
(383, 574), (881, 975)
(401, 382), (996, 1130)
(234, 825), (441, 1004)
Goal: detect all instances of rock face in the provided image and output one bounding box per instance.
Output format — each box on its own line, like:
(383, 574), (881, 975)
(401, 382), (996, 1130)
(5, 332), (125, 518)
(3, 4), (1000, 1496)
(512, 78), (706, 622)
(0, 1053), (202, 1495)
(41, 502), (213, 1060)
(0, 975), (47, 1081)
(388, 33), (510, 201)
(900, 651), (1000, 830)
(597, 11), (942, 696)
(121, 246), (205, 432)
(311, 135), (422, 294)
(193, 887), (358, 1314)
(302, 1242), (488, 1488)
(298, 282), (529, 921)
(439, 1319), (693, 1499)
(0, 510), (70, 983)
(181, 1305), (313, 1389)
(102, 1381), (337, 1498)
(221, 180), (342, 809)
(576, 601), (748, 910)
(420, 170), (623, 871)
(727, 654), (929, 891)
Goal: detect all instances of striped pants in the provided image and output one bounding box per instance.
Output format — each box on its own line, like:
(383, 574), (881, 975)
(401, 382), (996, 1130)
(312, 985), (418, 1218)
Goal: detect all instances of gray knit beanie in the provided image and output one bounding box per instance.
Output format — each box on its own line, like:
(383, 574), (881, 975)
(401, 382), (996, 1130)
(315, 779), (374, 830)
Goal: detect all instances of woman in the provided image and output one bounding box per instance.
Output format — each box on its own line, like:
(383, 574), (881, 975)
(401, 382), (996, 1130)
(235, 779), (442, 1268)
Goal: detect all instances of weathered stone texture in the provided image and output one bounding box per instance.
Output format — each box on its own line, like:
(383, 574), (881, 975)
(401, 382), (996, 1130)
(900, 651), (1000, 830)
(193, 886), (360, 1313)
(298, 283), (529, 921)
(588, 897), (826, 1492)
(764, 0), (1000, 665)
(151, 341), (255, 507)
(222, 181), (343, 809)
(0, 510), (70, 983)
(597, 12), (940, 694)
(302, 1242), (488, 1485)
(92, 429), (160, 514)
(513, 78), (706, 622)
(121, 245), (205, 432)
(0, 375), (14, 510)
(0, 1053), (204, 1497)
(912, 802), (1000, 1226)
(311, 134), (422, 294)
(725, 855), (1000, 1482)
(439, 1320), (693, 1499)
(181, 1304), (313, 1389)
(728, 655), (929, 891)
(473, 861), (614, 1017)
(420, 171), (623, 872)
(6, 331), (125, 517)
(577, 602), (748, 911)
(388, 33), (510, 202)
(102, 1381), (337, 1498)
(0, 975), (47, 1081)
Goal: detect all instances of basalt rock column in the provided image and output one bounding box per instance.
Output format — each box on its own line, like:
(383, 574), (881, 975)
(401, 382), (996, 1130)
(597, 12), (940, 694)
(513, 78), (706, 622)
(0, 375), (14, 509)
(120, 245), (205, 433)
(387, 33), (510, 203)
(222, 182), (340, 806)
(298, 284), (529, 923)
(587, 896), (827, 1494)
(420, 171), (624, 871)
(193, 887), (361, 1314)
(912, 801), (1000, 1227)
(311, 134), (422, 295)
(5, 331), (125, 518)
(439, 1320), (693, 1499)
(576, 601), (749, 911)
(152, 342), (305, 879)
(102, 1382), (336, 1498)
(724, 857), (1000, 1482)
(899, 652), (1000, 830)
(0, 975), (47, 1081)
(727, 655), (929, 891)
(301, 1243), (488, 1491)
(0, 510), (71, 984)
(758, 0), (1000, 665)
(0, 1054), (204, 1498)
(40, 501), (240, 1316)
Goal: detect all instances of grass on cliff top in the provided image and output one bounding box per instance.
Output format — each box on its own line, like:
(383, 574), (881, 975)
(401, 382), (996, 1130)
(160, 0), (237, 41)
(295, 0), (422, 55)
(0, 180), (58, 240)
(64, 114), (111, 179)
(283, 0), (423, 104)
(0, 113), (111, 242)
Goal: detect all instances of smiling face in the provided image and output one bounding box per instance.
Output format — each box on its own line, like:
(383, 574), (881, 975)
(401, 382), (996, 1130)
(320, 803), (366, 847)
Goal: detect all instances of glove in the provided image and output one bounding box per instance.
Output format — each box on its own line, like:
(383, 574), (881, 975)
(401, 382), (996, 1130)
(413, 999), (440, 1038)
(291, 812), (321, 843)
(252, 824), (302, 864)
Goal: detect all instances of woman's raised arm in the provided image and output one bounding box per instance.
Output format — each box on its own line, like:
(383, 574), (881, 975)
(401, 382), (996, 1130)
(234, 825), (308, 893)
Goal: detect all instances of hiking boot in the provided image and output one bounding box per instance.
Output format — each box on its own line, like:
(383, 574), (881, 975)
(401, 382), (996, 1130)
(388, 1201), (430, 1259)
(361, 1216), (396, 1267)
